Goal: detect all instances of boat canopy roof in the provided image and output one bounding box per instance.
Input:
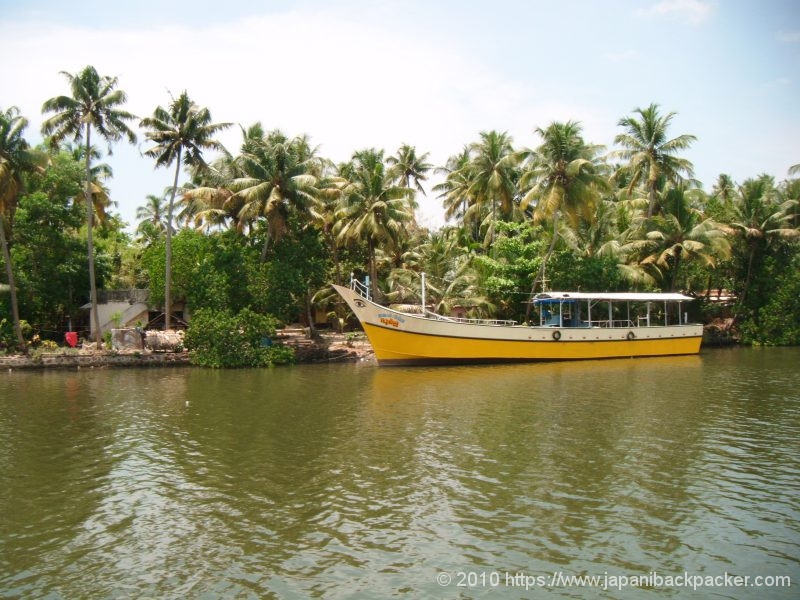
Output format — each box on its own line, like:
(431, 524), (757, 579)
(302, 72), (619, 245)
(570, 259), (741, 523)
(533, 291), (695, 303)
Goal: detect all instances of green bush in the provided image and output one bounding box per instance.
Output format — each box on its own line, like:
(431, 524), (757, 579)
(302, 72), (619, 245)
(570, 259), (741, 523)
(740, 259), (800, 346)
(0, 318), (32, 353)
(183, 307), (294, 368)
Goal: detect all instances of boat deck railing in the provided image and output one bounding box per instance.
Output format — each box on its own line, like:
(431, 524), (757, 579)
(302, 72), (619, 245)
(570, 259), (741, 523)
(350, 278), (372, 301)
(429, 314), (518, 326)
(587, 319), (636, 328)
(538, 318), (692, 328)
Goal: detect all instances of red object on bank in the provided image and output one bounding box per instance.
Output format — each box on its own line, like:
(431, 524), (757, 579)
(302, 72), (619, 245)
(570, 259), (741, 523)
(65, 331), (78, 348)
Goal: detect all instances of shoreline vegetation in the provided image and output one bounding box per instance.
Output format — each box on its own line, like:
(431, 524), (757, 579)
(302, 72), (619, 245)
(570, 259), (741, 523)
(3, 321), (744, 371)
(0, 330), (376, 370)
(2, 66), (799, 366)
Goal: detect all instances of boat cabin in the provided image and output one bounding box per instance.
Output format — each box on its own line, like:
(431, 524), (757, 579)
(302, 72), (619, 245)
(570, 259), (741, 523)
(532, 291), (692, 328)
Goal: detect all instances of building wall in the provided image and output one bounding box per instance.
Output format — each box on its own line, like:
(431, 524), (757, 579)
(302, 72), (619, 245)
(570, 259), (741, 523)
(91, 302), (150, 338)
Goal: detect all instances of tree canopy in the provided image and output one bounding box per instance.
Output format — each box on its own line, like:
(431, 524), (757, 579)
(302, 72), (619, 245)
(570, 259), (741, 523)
(1, 68), (798, 354)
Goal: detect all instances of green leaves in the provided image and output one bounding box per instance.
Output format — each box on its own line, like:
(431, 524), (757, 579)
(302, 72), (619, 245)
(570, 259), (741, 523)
(183, 307), (292, 368)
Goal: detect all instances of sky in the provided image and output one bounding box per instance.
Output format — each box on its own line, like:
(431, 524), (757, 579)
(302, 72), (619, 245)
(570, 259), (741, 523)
(1, 0), (798, 231)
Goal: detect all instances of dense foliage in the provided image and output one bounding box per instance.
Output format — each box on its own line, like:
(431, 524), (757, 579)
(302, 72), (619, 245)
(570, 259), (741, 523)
(183, 307), (293, 368)
(10, 152), (98, 337)
(1, 70), (799, 361)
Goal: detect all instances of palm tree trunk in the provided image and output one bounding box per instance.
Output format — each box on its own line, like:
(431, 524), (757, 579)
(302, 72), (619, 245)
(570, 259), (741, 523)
(164, 147), (182, 331)
(491, 197), (497, 257)
(84, 124), (102, 345)
(305, 290), (320, 341)
(741, 244), (756, 308)
(260, 232), (270, 263)
(525, 213), (560, 321)
(368, 238), (378, 301)
(670, 248), (682, 292)
(0, 216), (25, 351)
(328, 231), (342, 286)
(646, 183), (657, 218)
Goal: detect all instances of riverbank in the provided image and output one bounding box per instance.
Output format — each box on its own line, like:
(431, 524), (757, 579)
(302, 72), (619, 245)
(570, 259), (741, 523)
(0, 330), (376, 370)
(0, 324), (738, 370)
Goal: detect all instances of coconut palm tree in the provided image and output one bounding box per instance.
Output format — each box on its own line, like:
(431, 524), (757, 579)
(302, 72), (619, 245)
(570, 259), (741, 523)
(387, 143), (432, 195)
(64, 143), (116, 227)
(386, 228), (489, 316)
(712, 174), (736, 204)
(561, 197), (620, 259)
(518, 121), (609, 311)
(729, 175), (799, 305)
(135, 192), (171, 244)
(336, 148), (412, 300)
(0, 106), (37, 350)
(434, 146), (485, 242)
(41, 65), (137, 343)
(227, 126), (322, 260)
(622, 186), (730, 291)
(462, 131), (519, 249)
(782, 169), (800, 228)
(308, 168), (348, 286)
(178, 185), (235, 232)
(178, 149), (239, 232)
(140, 90), (230, 330)
(613, 103), (696, 217)
(387, 143), (432, 224)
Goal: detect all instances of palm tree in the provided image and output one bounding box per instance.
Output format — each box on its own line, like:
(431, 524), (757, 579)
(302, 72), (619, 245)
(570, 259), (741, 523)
(562, 197), (620, 259)
(308, 167), (348, 285)
(703, 173), (738, 222)
(135, 192), (171, 243)
(712, 174), (736, 204)
(613, 103), (697, 217)
(387, 143), (432, 224)
(622, 187), (730, 291)
(63, 143), (117, 227)
(782, 169), (800, 228)
(336, 149), (412, 300)
(178, 185), (235, 232)
(178, 150), (238, 232)
(140, 90), (230, 330)
(434, 146), (482, 237)
(0, 106), (37, 350)
(519, 121), (608, 311)
(462, 131), (519, 249)
(386, 228), (489, 316)
(729, 175), (799, 305)
(387, 143), (432, 195)
(227, 125), (322, 260)
(41, 66), (137, 344)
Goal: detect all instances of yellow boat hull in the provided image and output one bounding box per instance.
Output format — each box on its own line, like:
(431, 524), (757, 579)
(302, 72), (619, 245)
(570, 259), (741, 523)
(333, 285), (703, 366)
(364, 322), (702, 365)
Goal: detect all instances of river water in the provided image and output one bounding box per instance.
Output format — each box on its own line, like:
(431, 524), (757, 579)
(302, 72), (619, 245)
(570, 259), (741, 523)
(0, 348), (798, 599)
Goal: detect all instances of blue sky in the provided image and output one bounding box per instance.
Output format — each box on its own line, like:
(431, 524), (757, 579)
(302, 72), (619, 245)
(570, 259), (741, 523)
(1, 0), (798, 230)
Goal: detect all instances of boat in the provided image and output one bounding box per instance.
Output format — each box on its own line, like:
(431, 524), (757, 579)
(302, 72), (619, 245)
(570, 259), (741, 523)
(332, 276), (703, 366)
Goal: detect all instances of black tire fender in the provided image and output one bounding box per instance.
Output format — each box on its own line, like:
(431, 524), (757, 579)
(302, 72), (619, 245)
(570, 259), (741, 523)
(552, 330), (562, 341)
(627, 331), (636, 341)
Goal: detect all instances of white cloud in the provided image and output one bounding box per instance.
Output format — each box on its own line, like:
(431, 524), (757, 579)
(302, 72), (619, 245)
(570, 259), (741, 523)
(636, 0), (713, 26)
(3, 1), (794, 234)
(1, 9), (616, 230)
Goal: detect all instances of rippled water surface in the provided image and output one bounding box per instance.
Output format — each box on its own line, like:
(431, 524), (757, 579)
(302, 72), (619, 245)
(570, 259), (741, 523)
(1, 348), (798, 598)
